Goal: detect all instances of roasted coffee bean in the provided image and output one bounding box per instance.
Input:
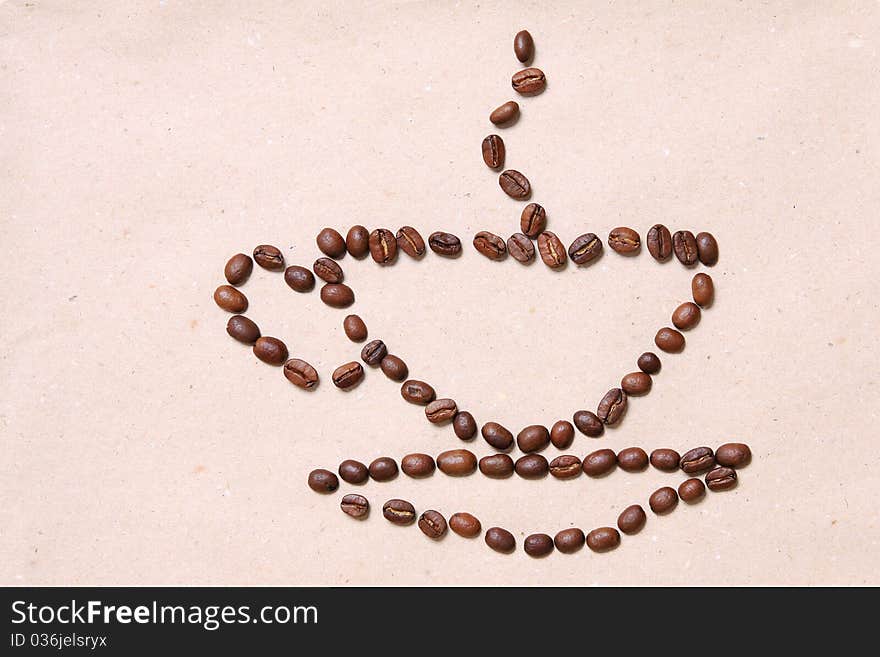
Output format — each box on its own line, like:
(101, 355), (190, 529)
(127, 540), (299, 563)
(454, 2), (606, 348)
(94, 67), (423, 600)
(418, 510), (447, 539)
(678, 478), (706, 503)
(650, 448), (681, 472)
(283, 358), (319, 390)
(369, 228), (398, 265)
(383, 499), (416, 525)
(380, 355), (408, 381)
(608, 227), (640, 254)
(520, 203), (546, 237)
(307, 469), (338, 494)
(368, 457), (398, 482)
(401, 453), (435, 478)
(401, 380), (436, 405)
(360, 339), (388, 366)
(316, 228), (347, 258)
(224, 253), (253, 285)
(515, 454), (549, 479)
(637, 351), (662, 374)
(586, 527), (620, 552)
(343, 314), (368, 342)
(617, 447), (649, 472)
(320, 283), (355, 308)
(449, 512), (482, 538)
(338, 459), (369, 484)
(428, 231), (462, 257)
(537, 231), (567, 269)
(672, 302), (701, 330)
(549, 455), (582, 479)
(437, 449), (477, 476)
(706, 466), (738, 491)
(473, 231), (507, 260)
(573, 410), (604, 438)
(485, 527), (516, 553)
(649, 486), (679, 514)
(680, 447), (716, 474)
(550, 420), (575, 449)
(569, 233), (603, 265)
(511, 67), (546, 95)
(489, 100), (519, 125)
(313, 257), (344, 284)
(214, 285), (248, 313)
(253, 336), (288, 365)
(481, 134), (505, 169)
(507, 233), (535, 263)
(340, 494), (369, 519)
(514, 29), (534, 62)
(396, 226), (426, 258)
(692, 272), (715, 307)
(481, 422), (514, 450)
(654, 327), (685, 353)
(517, 425), (550, 453)
(284, 265), (316, 293)
(253, 244), (285, 270)
(479, 454), (515, 478)
(499, 170), (531, 199)
(673, 230), (698, 265)
(617, 505), (647, 535)
(621, 372), (652, 396)
(453, 411), (477, 440)
(426, 399), (458, 424)
(346, 225), (370, 258)
(597, 388), (627, 425)
(554, 528), (586, 554)
(226, 315), (260, 344)
(696, 231), (719, 266)
(332, 361), (364, 390)
(582, 449), (617, 477)
(646, 224), (673, 261)
(716, 443), (751, 468)
(524, 533), (554, 557)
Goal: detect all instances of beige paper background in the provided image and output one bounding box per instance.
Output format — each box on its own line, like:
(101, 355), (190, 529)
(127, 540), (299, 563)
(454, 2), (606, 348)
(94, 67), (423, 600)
(1, 0), (878, 585)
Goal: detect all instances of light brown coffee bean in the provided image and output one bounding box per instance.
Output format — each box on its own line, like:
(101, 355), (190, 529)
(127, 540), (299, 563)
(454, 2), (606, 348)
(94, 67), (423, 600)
(672, 302), (701, 330)
(383, 499), (416, 526)
(343, 314), (367, 342)
(313, 257), (344, 283)
(621, 372), (652, 396)
(400, 380), (436, 405)
(597, 388), (627, 425)
(650, 448), (681, 472)
(654, 327), (685, 353)
(214, 285), (248, 313)
(284, 265), (315, 293)
(332, 361), (364, 390)
(608, 227), (640, 254)
(316, 228), (346, 259)
(473, 231), (507, 260)
(369, 228), (398, 265)
(253, 244), (285, 270)
(692, 272), (715, 307)
(507, 233), (536, 263)
(396, 226), (426, 258)
(549, 455), (582, 479)
(678, 478), (706, 503)
(499, 170), (531, 199)
(401, 453), (435, 478)
(437, 449), (477, 476)
(224, 253), (253, 285)
(537, 231), (567, 269)
(418, 510), (447, 539)
(673, 230), (698, 265)
(340, 494), (369, 519)
(696, 231), (719, 266)
(320, 283), (355, 308)
(283, 358), (319, 390)
(253, 336), (287, 365)
(380, 355), (408, 381)
(617, 505), (647, 535)
(479, 454), (515, 478)
(646, 224), (673, 261)
(511, 67), (546, 95)
(489, 101), (519, 125)
(425, 398), (458, 424)
(520, 203), (546, 237)
(449, 512), (482, 538)
(582, 449), (617, 477)
(345, 225), (370, 258)
(550, 420), (575, 449)
(481, 134), (505, 169)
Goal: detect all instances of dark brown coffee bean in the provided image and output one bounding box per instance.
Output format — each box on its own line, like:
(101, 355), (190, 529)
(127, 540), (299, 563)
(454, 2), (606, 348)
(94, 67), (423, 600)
(514, 29), (534, 62)
(453, 411), (477, 440)
(473, 231), (507, 260)
(511, 67), (546, 95)
(549, 455), (582, 479)
(226, 315), (261, 344)
(550, 420), (575, 449)
(621, 372), (652, 396)
(485, 527), (516, 553)
(316, 228), (346, 259)
(608, 227), (640, 254)
(537, 231), (567, 269)
(253, 336), (288, 365)
(307, 469), (338, 494)
(692, 273), (715, 307)
(517, 425), (550, 453)
(428, 231), (462, 257)
(284, 265), (316, 293)
(507, 233), (535, 263)
(419, 510), (447, 539)
(343, 314), (368, 342)
(515, 454), (549, 479)
(369, 228), (398, 265)
(340, 494), (369, 519)
(481, 134), (505, 169)
(568, 233), (603, 265)
(396, 226), (426, 258)
(401, 380), (436, 405)
(320, 283), (355, 308)
(696, 231), (719, 266)
(554, 528), (586, 554)
(672, 302), (701, 330)
(524, 533), (554, 557)
(338, 459), (369, 484)
(649, 486), (679, 514)
(706, 466), (738, 491)
(479, 454), (515, 478)
(368, 457), (398, 482)
(654, 327), (685, 353)
(449, 512), (482, 538)
(346, 225), (370, 258)
(617, 505), (647, 535)
(673, 230), (698, 265)
(481, 422), (514, 450)
(401, 453), (435, 478)
(489, 101), (519, 125)
(253, 244), (285, 270)
(283, 358), (319, 390)
(437, 449), (477, 476)
(586, 527), (620, 552)
(332, 361), (364, 390)
(582, 449), (617, 477)
(224, 253), (253, 285)
(572, 410), (604, 438)
(380, 355), (408, 381)
(646, 224), (673, 261)
(680, 447), (716, 474)
(426, 399), (458, 424)
(650, 448), (681, 472)
(597, 388), (627, 426)
(678, 478), (706, 503)
(499, 170), (531, 199)
(520, 203), (546, 237)
(214, 285), (248, 313)
(383, 499), (415, 525)
(637, 352), (662, 374)
(360, 339), (387, 366)
(312, 257), (344, 284)
(716, 443), (751, 468)
(617, 447), (649, 472)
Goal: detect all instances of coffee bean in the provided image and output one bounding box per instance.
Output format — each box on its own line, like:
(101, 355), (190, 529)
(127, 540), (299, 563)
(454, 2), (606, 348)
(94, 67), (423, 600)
(360, 339), (387, 366)
(520, 203), (546, 237)
(428, 231), (462, 257)
(473, 231), (507, 260)
(307, 469), (338, 494)
(346, 225), (370, 258)
(649, 486), (679, 514)
(673, 230), (698, 265)
(706, 466), (738, 491)
(678, 478), (706, 503)
(401, 453), (435, 478)
(479, 454), (515, 478)
(716, 443), (751, 468)
(515, 454), (549, 478)
(320, 283), (355, 308)
(481, 422), (514, 450)
(224, 253), (253, 285)
(617, 505), (647, 535)
(569, 233), (603, 265)
(338, 459), (369, 484)
(340, 494), (369, 519)
(586, 527), (620, 552)
(226, 315), (260, 344)
(332, 361), (364, 390)
(646, 224), (673, 261)
(692, 273), (715, 307)
(426, 398), (458, 424)
(449, 512), (482, 538)
(284, 265), (316, 293)
(313, 257), (344, 284)
(572, 410), (604, 438)
(369, 228), (398, 265)
(499, 170), (531, 199)
(316, 228), (346, 259)
(617, 447), (649, 472)
(696, 231), (719, 266)
(489, 101), (519, 125)
(396, 226), (426, 258)
(253, 336), (288, 365)
(608, 227), (640, 254)
(437, 449), (477, 476)
(582, 449), (617, 477)
(549, 455), (582, 479)
(680, 447), (716, 474)
(621, 372), (652, 396)
(418, 510), (447, 539)
(481, 134), (505, 169)
(524, 533), (554, 557)
(383, 499), (416, 525)
(507, 233), (535, 263)
(550, 420), (575, 449)
(654, 327), (685, 353)
(401, 380), (436, 405)
(554, 528), (586, 554)
(343, 314), (368, 342)
(511, 67), (546, 95)
(380, 355), (408, 381)
(214, 285), (248, 313)
(485, 527), (516, 553)
(514, 29), (534, 62)
(369, 457), (398, 482)
(637, 352), (662, 374)
(517, 425), (550, 453)
(283, 358), (319, 390)
(537, 231), (567, 269)
(650, 448), (681, 472)
(253, 244), (285, 270)
(597, 388), (627, 425)
(672, 302), (701, 330)
(453, 411), (477, 440)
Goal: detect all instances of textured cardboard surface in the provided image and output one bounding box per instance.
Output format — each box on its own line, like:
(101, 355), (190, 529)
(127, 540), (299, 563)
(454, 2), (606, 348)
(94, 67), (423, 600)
(1, 1), (878, 585)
